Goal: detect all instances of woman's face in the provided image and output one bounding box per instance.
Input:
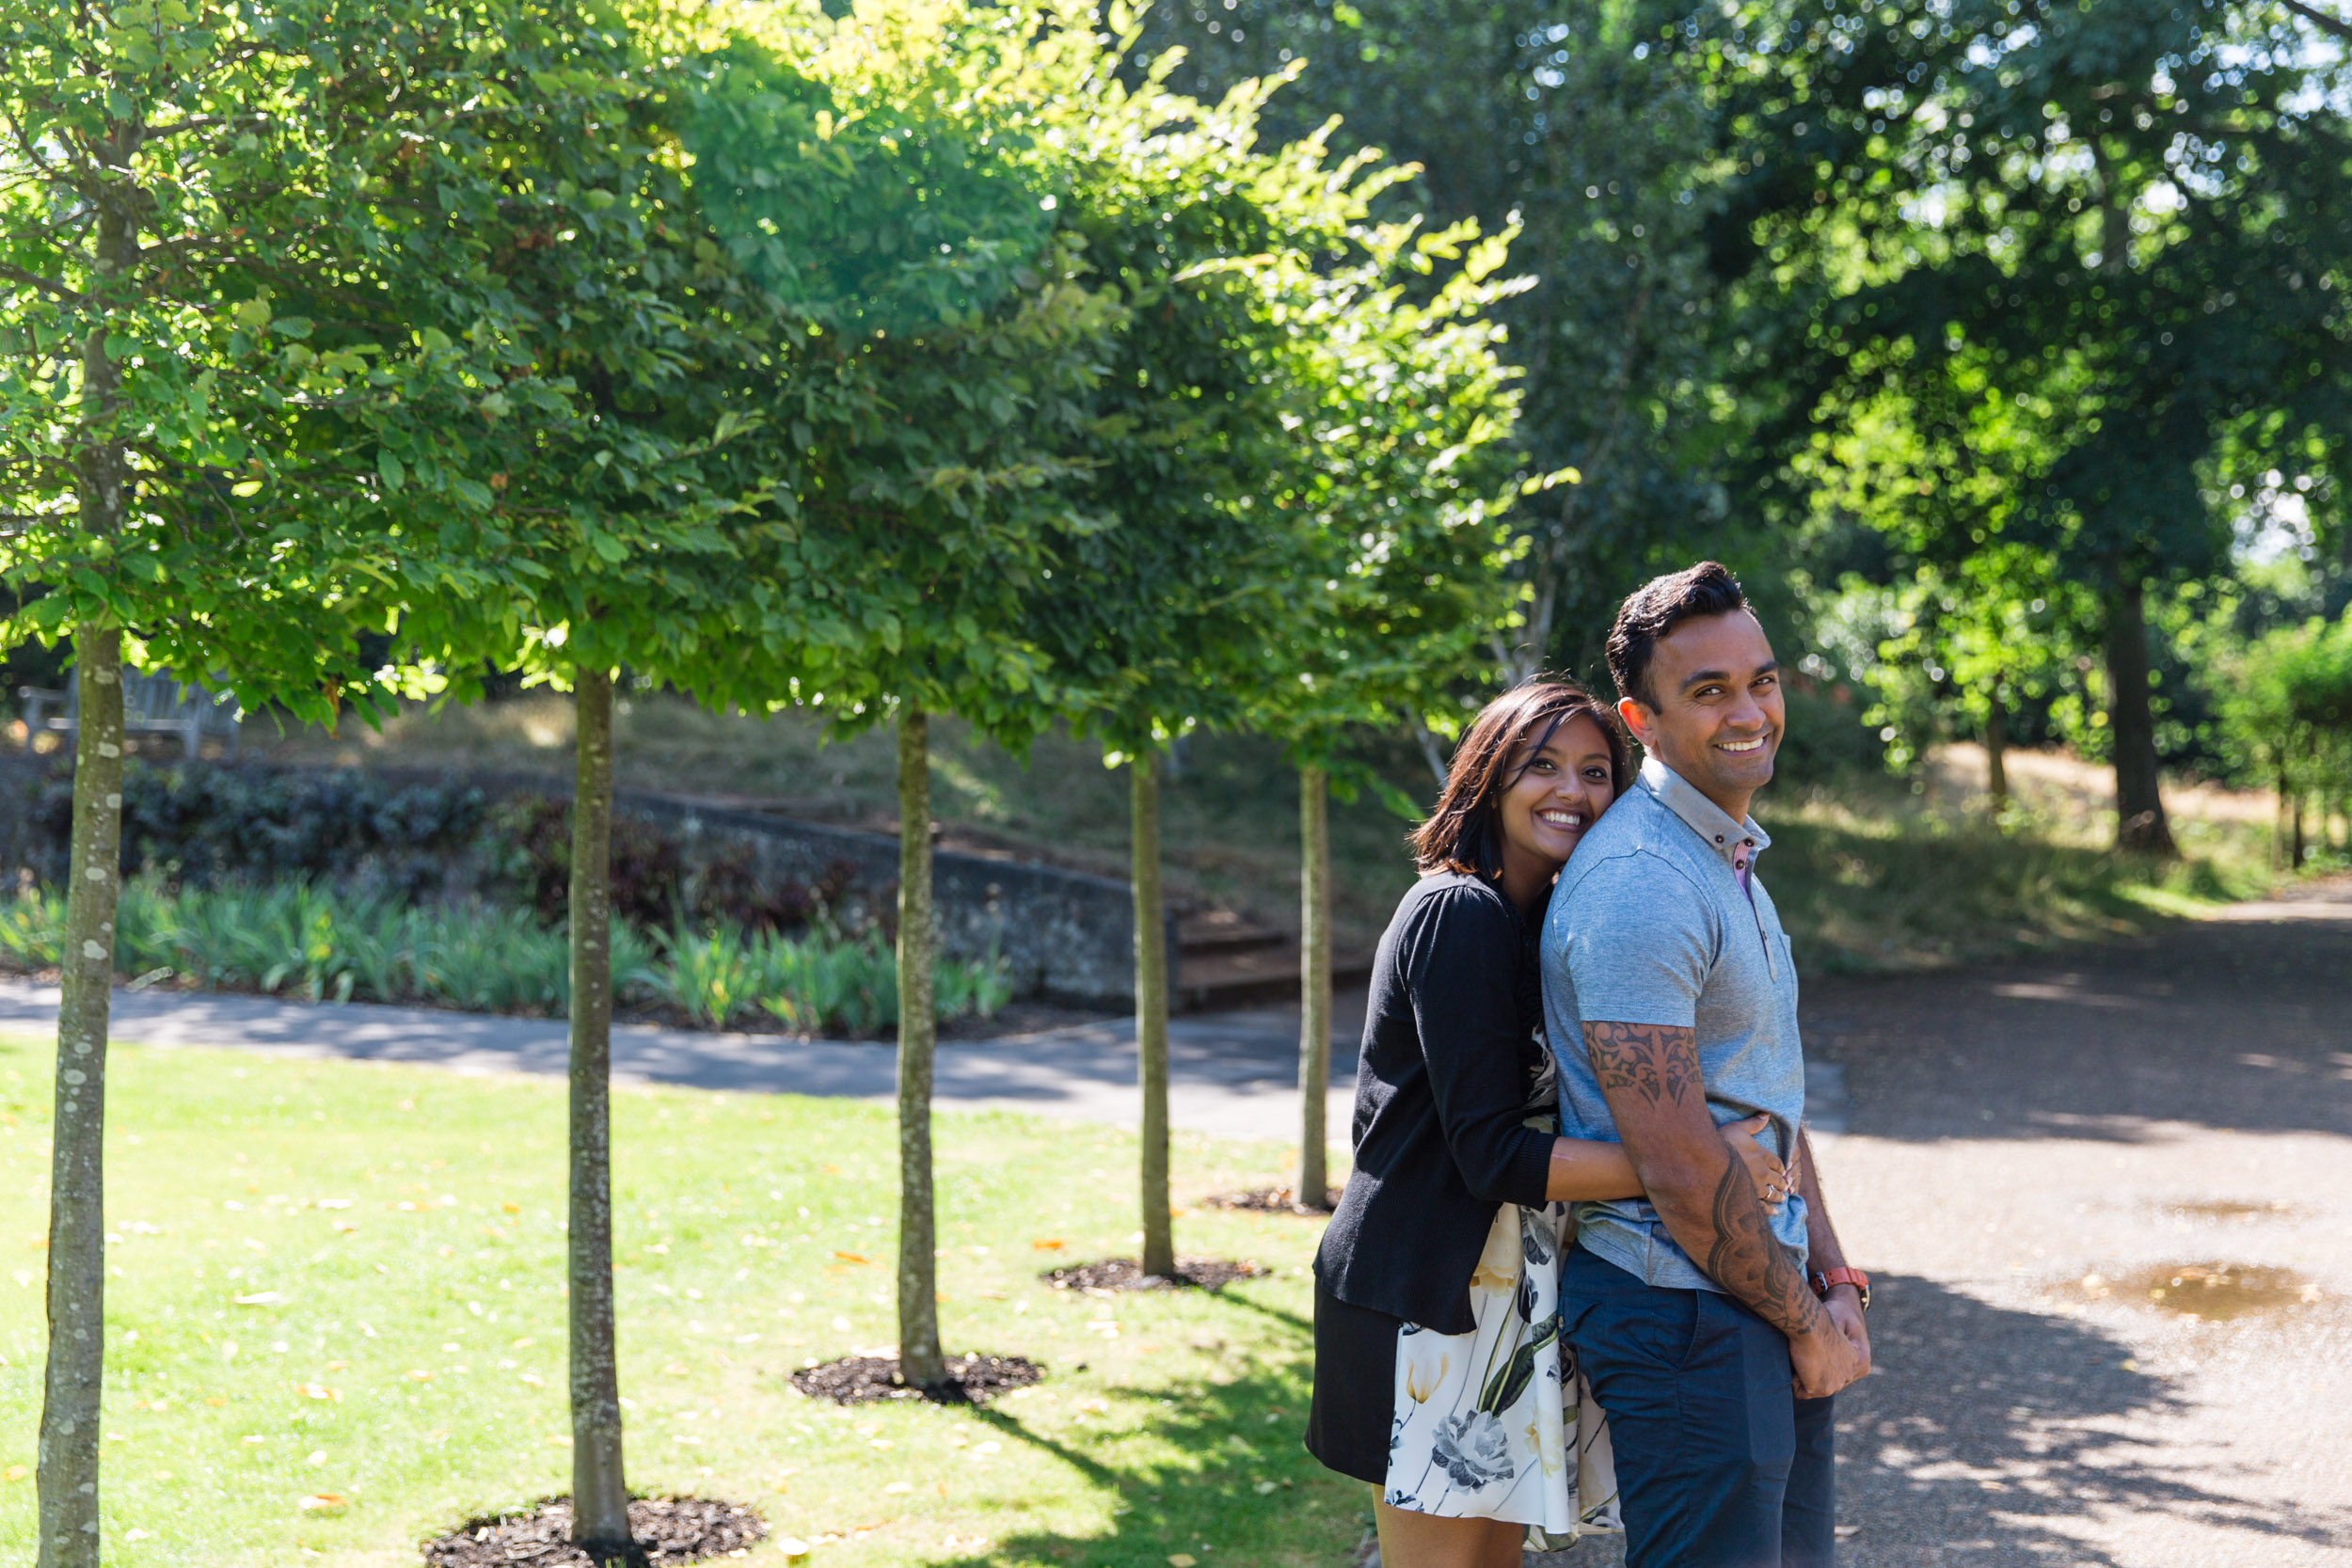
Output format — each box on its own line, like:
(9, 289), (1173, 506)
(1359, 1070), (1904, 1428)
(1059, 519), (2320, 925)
(1495, 712), (1618, 875)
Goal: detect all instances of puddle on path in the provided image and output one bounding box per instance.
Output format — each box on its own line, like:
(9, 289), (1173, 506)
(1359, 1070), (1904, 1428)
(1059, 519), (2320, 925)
(2160, 1198), (2306, 1223)
(2075, 1261), (2321, 1321)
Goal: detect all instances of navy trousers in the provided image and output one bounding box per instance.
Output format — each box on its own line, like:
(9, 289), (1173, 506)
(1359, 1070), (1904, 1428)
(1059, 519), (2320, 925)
(1563, 1245), (1836, 1568)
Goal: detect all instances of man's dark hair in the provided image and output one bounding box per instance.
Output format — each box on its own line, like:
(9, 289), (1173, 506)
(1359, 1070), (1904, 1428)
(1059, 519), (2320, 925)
(1607, 561), (1750, 709)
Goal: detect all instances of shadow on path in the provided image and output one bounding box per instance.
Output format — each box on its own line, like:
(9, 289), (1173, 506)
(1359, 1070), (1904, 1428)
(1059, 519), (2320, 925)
(1804, 884), (2352, 1143)
(1832, 1275), (2349, 1565)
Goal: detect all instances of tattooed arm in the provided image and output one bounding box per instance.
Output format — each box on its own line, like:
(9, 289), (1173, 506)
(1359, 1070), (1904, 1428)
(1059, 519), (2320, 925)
(1581, 1021), (1867, 1398)
(1794, 1123), (1871, 1375)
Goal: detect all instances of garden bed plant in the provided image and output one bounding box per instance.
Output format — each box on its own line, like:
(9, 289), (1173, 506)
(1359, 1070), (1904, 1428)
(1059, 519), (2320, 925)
(0, 877), (1010, 1037)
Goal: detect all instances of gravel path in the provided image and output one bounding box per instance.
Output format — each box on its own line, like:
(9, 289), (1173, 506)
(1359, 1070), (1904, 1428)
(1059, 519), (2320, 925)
(1791, 879), (2352, 1567)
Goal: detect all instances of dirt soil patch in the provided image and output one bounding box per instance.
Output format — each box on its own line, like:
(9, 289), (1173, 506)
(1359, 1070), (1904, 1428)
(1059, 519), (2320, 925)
(1203, 1185), (1340, 1214)
(788, 1351), (1044, 1406)
(1041, 1256), (1269, 1291)
(421, 1497), (764, 1568)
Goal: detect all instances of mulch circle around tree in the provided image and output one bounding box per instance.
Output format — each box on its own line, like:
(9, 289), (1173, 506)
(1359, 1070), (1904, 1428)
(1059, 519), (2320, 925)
(420, 1496), (765, 1568)
(1041, 1256), (1269, 1291)
(788, 1351), (1044, 1407)
(1202, 1185), (1340, 1215)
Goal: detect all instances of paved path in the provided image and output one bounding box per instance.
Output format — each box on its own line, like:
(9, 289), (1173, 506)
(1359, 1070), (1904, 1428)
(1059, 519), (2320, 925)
(0, 980), (1369, 1146)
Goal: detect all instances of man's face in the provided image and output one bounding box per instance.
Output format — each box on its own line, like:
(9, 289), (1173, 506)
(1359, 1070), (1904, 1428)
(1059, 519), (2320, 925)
(1618, 610), (1785, 811)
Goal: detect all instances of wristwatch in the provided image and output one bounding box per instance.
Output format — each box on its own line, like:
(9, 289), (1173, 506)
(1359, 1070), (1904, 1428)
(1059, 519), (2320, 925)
(1811, 1267), (1870, 1311)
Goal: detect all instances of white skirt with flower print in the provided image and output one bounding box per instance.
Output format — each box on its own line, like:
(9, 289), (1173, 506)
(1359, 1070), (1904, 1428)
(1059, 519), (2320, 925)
(1382, 1200), (1622, 1544)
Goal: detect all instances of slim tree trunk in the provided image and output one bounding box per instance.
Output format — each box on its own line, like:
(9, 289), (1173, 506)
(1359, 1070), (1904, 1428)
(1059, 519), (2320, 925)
(2291, 785), (2307, 871)
(566, 669), (629, 1560)
(1295, 764), (1333, 1210)
(2104, 580), (2175, 855)
(37, 633), (123, 1568)
(1984, 691), (2010, 813)
(895, 706), (946, 1388)
(1132, 755), (1174, 1278)
(2277, 760), (2294, 870)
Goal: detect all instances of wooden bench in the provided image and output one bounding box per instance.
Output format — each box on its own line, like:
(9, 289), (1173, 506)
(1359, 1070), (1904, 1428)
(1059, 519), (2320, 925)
(20, 671), (241, 759)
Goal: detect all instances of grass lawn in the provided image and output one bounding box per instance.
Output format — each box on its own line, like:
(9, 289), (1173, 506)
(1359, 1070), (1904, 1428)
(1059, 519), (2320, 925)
(0, 1034), (1364, 1567)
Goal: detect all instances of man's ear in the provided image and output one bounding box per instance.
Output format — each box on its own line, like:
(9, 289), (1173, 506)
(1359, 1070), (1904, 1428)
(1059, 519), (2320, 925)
(1616, 693), (1652, 747)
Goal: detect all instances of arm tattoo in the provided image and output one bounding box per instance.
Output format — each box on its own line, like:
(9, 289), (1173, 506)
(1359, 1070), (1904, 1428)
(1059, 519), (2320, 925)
(1705, 1152), (1823, 1338)
(1582, 1021), (1821, 1338)
(1582, 1021), (1699, 1108)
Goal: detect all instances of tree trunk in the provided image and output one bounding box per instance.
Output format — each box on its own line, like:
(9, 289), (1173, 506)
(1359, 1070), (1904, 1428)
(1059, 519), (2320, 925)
(1295, 765), (1333, 1210)
(1984, 691), (2010, 813)
(2278, 761), (2294, 870)
(2104, 581), (2175, 855)
(565, 669), (629, 1560)
(1132, 755), (1174, 1278)
(2291, 784), (2307, 872)
(37, 632), (123, 1568)
(895, 706), (946, 1388)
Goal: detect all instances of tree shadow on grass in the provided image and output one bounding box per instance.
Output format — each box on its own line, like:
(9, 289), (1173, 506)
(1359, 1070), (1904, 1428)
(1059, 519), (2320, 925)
(1832, 1275), (2352, 1566)
(934, 1329), (1364, 1568)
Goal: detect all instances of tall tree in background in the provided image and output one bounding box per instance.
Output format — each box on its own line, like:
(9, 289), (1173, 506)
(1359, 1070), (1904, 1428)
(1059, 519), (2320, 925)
(1133, 0), (1740, 682)
(1716, 0), (2352, 850)
(680, 1), (1123, 1386)
(0, 6), (570, 1560)
(1247, 217), (1532, 1206)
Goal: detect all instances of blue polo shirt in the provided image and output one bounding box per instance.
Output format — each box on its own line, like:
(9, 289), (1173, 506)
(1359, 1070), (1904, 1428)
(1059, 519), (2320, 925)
(1540, 756), (1809, 1292)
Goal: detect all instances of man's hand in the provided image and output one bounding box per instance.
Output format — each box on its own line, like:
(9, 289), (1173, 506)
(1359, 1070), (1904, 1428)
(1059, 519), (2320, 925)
(1788, 1308), (1868, 1399)
(1790, 1124), (1871, 1398)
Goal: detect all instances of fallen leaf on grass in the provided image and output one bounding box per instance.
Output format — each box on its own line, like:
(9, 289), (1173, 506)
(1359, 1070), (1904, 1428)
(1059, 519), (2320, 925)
(1168, 1556), (1199, 1567)
(298, 1384), (339, 1402)
(883, 1481), (913, 1494)
(294, 1493), (346, 1513)
(1030, 1239), (1066, 1252)
(231, 1291), (287, 1307)
(3, 1465), (25, 1481)
(774, 1539), (810, 1561)
(406, 1370), (434, 1382)
(832, 1251), (871, 1265)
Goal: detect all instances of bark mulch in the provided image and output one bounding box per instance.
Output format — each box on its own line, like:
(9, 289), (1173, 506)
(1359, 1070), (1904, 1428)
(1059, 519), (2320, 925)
(1040, 1256), (1269, 1291)
(420, 1497), (765, 1568)
(1202, 1185), (1340, 1215)
(788, 1351), (1044, 1407)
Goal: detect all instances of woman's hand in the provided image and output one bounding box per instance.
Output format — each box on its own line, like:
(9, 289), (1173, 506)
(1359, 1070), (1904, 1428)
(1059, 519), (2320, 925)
(1720, 1113), (1790, 1210)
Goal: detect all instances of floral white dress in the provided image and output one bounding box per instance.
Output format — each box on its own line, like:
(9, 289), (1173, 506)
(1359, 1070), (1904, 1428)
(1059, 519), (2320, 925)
(1381, 1068), (1623, 1544)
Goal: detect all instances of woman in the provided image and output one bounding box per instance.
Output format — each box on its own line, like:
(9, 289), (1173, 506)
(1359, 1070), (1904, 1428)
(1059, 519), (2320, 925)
(1307, 681), (1788, 1568)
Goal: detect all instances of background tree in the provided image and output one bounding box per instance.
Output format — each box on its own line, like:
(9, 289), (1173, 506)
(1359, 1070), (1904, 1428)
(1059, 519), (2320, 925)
(679, 0), (1126, 1386)
(1131, 0), (1740, 683)
(1714, 0), (2352, 850)
(0, 5), (580, 1560)
(1243, 215), (1532, 1206)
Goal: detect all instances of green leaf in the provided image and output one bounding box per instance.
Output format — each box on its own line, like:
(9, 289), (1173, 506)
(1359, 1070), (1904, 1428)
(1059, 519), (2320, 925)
(376, 451), (405, 492)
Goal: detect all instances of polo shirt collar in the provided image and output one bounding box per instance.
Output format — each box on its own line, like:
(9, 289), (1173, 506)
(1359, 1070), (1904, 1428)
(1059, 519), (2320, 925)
(1640, 755), (1771, 867)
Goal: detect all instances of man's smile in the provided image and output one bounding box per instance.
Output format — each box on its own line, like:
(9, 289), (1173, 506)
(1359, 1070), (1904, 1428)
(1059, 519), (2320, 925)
(1714, 736), (1767, 754)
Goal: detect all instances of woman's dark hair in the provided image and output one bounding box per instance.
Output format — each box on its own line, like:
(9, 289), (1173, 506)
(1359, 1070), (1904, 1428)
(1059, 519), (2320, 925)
(1409, 680), (1630, 880)
(1606, 561), (1749, 709)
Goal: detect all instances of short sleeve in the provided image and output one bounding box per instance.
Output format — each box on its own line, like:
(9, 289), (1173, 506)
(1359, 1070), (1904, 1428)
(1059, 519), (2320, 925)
(1556, 851), (1712, 1029)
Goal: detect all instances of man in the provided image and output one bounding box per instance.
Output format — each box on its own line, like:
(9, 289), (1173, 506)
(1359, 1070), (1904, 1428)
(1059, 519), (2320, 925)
(1542, 562), (1871, 1567)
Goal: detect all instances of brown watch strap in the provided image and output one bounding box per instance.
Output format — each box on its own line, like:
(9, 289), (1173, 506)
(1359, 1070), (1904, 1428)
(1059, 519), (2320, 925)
(1812, 1267), (1871, 1310)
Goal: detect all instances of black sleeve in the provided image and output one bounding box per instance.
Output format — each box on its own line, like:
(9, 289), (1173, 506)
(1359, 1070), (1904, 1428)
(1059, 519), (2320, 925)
(1403, 887), (1555, 1208)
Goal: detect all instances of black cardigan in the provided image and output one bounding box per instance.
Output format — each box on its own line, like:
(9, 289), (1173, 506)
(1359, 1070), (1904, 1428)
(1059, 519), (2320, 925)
(1312, 870), (1555, 1334)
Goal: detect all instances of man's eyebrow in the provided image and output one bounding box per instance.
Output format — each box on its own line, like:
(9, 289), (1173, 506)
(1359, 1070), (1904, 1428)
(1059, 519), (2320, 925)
(1677, 659), (1778, 694)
